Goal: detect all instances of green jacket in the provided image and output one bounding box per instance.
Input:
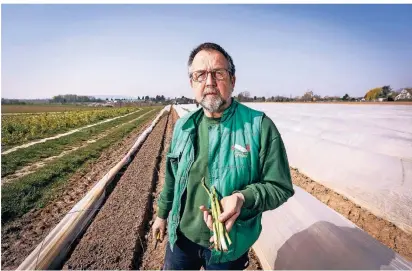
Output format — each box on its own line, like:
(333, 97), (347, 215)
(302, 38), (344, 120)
(157, 99), (294, 264)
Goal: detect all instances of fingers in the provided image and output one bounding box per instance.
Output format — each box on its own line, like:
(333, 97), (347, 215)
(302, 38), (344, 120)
(219, 208), (236, 223)
(152, 217), (166, 241)
(159, 227), (165, 241)
(206, 213), (213, 230)
(152, 227), (158, 239)
(199, 205), (209, 213)
(200, 205), (213, 231)
(224, 212), (239, 232)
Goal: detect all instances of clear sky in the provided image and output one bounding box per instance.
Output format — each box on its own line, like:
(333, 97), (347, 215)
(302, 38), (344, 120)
(2, 4), (412, 99)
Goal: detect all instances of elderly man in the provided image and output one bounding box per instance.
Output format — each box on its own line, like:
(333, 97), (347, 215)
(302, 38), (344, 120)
(152, 42), (294, 270)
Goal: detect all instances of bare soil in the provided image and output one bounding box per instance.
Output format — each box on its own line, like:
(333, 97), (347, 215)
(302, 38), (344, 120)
(0, 116), (155, 270)
(63, 110), (170, 269)
(291, 167), (412, 261)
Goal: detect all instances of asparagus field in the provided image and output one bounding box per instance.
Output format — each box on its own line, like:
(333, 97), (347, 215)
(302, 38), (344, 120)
(2, 107), (141, 148)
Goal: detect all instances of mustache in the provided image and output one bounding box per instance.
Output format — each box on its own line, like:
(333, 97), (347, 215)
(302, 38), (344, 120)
(202, 88), (220, 97)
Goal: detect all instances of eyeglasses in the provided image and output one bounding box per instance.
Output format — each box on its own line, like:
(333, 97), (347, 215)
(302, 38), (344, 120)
(190, 69), (230, 82)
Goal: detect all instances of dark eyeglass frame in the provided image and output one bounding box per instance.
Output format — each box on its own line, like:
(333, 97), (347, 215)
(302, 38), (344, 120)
(189, 68), (231, 82)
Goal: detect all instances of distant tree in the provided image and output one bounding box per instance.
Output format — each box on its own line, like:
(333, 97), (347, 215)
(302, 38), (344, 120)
(342, 93), (350, 101)
(236, 91), (251, 102)
(1, 98), (27, 105)
(302, 90), (314, 102)
(381, 85), (392, 97)
(313, 94), (322, 101)
(365, 87), (382, 101)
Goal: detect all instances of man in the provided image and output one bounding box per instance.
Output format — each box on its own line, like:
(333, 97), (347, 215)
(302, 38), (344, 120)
(152, 42), (294, 270)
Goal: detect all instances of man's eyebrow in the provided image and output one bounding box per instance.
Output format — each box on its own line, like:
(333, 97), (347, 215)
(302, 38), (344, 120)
(193, 67), (227, 71)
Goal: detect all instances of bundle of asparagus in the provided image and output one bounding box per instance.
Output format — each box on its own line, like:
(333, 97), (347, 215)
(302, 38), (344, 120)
(201, 177), (232, 252)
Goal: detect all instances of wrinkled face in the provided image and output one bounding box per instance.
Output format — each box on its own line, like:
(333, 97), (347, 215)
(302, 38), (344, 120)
(189, 50), (236, 113)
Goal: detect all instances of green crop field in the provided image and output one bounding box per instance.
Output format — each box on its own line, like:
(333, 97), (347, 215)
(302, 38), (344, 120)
(1, 105), (162, 224)
(1, 107), (141, 147)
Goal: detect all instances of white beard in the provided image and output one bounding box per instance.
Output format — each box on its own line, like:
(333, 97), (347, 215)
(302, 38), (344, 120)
(200, 94), (225, 113)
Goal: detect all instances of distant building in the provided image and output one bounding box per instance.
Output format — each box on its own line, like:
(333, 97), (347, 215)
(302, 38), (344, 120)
(395, 89), (412, 101)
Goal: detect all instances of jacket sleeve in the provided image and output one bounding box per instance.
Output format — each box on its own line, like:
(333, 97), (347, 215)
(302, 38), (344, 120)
(238, 116), (295, 212)
(156, 144), (176, 219)
(156, 119), (181, 219)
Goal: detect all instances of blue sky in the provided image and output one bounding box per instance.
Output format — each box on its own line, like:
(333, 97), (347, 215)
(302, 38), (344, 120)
(2, 4), (412, 99)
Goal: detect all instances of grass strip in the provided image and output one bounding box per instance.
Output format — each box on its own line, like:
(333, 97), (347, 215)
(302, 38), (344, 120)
(1, 108), (161, 225)
(1, 107), (157, 177)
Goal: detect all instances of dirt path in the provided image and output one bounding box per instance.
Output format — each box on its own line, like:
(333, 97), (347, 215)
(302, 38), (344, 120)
(2, 109), (142, 155)
(63, 109), (170, 269)
(1, 109), (156, 185)
(0, 115), (155, 270)
(291, 167), (412, 261)
(139, 107), (177, 270)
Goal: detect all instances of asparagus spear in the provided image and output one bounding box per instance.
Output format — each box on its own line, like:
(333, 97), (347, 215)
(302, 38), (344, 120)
(201, 177), (231, 252)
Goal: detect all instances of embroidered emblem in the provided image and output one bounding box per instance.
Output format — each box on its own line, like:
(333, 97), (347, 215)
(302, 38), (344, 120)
(231, 144), (250, 157)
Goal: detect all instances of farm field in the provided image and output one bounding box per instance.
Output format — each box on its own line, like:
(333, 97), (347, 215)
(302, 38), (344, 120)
(1, 104), (107, 113)
(1, 106), (161, 224)
(2, 106), (143, 149)
(2, 103), (411, 270)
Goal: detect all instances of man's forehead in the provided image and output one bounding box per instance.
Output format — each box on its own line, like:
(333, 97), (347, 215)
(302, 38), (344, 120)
(191, 50), (228, 69)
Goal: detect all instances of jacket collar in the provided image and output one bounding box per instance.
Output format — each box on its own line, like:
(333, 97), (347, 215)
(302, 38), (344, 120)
(181, 97), (238, 132)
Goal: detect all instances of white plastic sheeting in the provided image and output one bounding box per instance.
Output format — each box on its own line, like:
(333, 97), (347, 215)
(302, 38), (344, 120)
(174, 104), (412, 269)
(253, 186), (412, 270)
(178, 103), (412, 234)
(246, 103), (412, 235)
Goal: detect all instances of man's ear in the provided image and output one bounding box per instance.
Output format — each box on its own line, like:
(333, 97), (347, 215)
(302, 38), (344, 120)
(231, 75), (236, 90)
(190, 78), (193, 88)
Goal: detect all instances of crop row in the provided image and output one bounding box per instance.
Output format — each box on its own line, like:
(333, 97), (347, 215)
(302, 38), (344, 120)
(1, 107), (140, 147)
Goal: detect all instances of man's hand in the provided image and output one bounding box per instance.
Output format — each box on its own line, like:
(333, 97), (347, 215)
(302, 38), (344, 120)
(152, 216), (167, 242)
(218, 192), (245, 232)
(200, 192), (245, 243)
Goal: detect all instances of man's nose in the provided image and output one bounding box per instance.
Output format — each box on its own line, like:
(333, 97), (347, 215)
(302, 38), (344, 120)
(205, 71), (217, 87)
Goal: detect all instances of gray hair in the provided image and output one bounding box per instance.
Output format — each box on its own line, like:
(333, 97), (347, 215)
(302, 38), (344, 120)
(187, 42), (236, 77)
